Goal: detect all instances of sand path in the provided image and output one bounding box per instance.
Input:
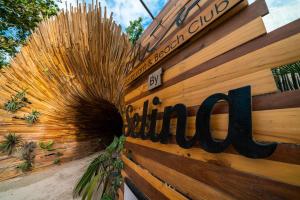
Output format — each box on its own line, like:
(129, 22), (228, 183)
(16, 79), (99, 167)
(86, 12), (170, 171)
(0, 153), (99, 200)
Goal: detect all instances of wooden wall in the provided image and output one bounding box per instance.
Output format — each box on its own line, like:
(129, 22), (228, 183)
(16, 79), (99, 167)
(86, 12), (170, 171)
(122, 0), (300, 199)
(0, 122), (103, 181)
(0, 2), (129, 181)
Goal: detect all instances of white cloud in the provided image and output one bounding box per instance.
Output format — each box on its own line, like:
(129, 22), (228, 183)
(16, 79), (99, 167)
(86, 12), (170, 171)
(101, 0), (149, 29)
(56, 0), (167, 29)
(57, 0), (300, 32)
(57, 0), (79, 10)
(101, 0), (167, 29)
(263, 0), (300, 32)
(249, 0), (300, 32)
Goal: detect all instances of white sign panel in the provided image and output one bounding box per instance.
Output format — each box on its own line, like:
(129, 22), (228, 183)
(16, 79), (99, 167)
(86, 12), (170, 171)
(124, 183), (138, 200)
(148, 68), (162, 90)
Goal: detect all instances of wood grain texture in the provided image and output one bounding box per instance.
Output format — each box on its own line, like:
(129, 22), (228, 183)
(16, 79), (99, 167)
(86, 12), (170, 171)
(144, 108), (300, 144)
(125, 17), (267, 102)
(123, 0), (300, 199)
(126, 0), (246, 84)
(130, 152), (234, 200)
(128, 32), (300, 112)
(125, 18), (300, 104)
(126, 142), (300, 199)
(170, 89), (300, 117)
(0, 3), (130, 180)
(130, 69), (277, 116)
(126, 137), (300, 187)
(124, 134), (300, 165)
(118, 188), (124, 200)
(125, 0), (269, 93)
(121, 170), (166, 200)
(122, 155), (188, 200)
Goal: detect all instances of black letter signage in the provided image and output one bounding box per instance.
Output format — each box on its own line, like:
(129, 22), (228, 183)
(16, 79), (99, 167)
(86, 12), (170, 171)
(125, 86), (277, 158)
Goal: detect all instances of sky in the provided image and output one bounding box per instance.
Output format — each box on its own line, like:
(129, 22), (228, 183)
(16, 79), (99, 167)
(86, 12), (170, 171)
(58, 0), (168, 29)
(58, 0), (300, 32)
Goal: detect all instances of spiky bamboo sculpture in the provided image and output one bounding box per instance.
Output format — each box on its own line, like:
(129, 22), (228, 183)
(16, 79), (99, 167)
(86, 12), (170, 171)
(0, 2), (130, 180)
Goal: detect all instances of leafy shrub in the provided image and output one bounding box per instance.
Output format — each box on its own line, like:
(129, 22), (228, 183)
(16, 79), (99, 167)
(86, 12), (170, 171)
(25, 110), (40, 124)
(39, 140), (55, 151)
(73, 136), (125, 200)
(0, 133), (21, 155)
(272, 61), (300, 91)
(53, 158), (61, 165)
(17, 161), (32, 172)
(4, 90), (29, 113)
(17, 141), (36, 172)
(125, 17), (144, 45)
(56, 152), (63, 157)
(4, 99), (26, 113)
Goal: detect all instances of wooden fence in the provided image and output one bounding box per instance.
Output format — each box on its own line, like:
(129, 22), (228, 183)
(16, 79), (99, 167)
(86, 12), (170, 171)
(122, 0), (300, 199)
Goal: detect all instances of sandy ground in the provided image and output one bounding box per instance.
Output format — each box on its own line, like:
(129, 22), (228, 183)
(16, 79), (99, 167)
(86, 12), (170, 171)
(0, 153), (99, 200)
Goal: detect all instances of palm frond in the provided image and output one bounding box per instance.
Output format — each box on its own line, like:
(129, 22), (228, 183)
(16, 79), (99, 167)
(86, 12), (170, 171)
(73, 136), (125, 200)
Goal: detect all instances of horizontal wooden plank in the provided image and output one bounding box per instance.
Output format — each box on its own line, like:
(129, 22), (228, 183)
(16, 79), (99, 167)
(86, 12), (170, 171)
(140, 0), (204, 48)
(126, 0), (246, 84)
(130, 69), (277, 115)
(125, 17), (266, 102)
(153, 0), (212, 47)
(124, 134), (300, 165)
(129, 30), (300, 111)
(138, 0), (176, 43)
(126, 141), (300, 199)
(155, 89), (300, 117)
(126, 137), (300, 187)
(0, 139), (102, 181)
(122, 155), (188, 200)
(158, 108), (300, 144)
(124, 108), (298, 144)
(125, 93), (300, 145)
(121, 170), (167, 200)
(130, 151), (234, 200)
(125, 0), (269, 95)
(139, 0), (191, 47)
(126, 18), (300, 106)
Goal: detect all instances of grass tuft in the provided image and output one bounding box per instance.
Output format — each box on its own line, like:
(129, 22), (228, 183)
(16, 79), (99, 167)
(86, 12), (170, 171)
(39, 140), (55, 151)
(25, 110), (41, 124)
(0, 133), (21, 155)
(4, 90), (29, 113)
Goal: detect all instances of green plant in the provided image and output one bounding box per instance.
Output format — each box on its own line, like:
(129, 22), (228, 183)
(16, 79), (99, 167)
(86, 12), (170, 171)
(272, 61), (300, 91)
(25, 110), (40, 124)
(4, 98), (26, 113)
(15, 90), (29, 102)
(125, 17), (144, 45)
(39, 140), (55, 151)
(17, 141), (36, 172)
(17, 160), (32, 172)
(53, 158), (61, 165)
(0, 0), (59, 68)
(73, 136), (125, 200)
(4, 90), (29, 113)
(56, 152), (63, 157)
(0, 133), (21, 155)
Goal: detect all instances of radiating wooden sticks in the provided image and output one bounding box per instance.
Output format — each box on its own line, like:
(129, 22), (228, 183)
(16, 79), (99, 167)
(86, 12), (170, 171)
(0, 2), (131, 180)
